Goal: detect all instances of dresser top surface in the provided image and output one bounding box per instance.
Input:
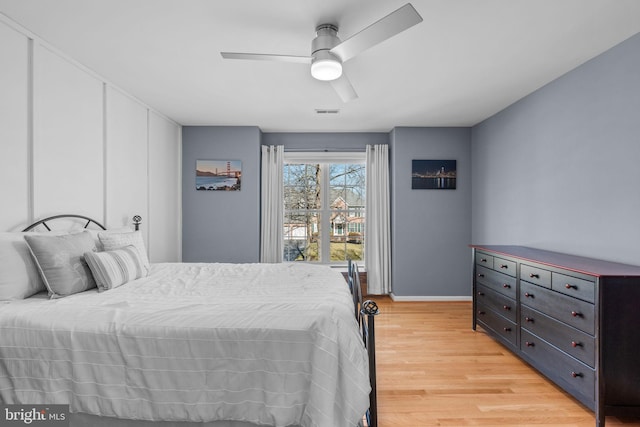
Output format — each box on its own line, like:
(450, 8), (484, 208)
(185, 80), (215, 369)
(471, 245), (640, 278)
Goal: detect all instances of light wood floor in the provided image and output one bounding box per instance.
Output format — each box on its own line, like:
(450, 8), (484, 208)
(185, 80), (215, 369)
(372, 298), (640, 427)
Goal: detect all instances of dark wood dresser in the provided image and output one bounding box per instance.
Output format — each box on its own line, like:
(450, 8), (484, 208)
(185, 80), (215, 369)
(471, 245), (640, 427)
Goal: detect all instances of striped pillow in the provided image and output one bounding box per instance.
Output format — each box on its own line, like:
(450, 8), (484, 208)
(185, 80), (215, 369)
(84, 245), (148, 292)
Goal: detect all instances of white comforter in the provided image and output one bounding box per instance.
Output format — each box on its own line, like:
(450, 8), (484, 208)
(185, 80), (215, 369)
(0, 263), (370, 427)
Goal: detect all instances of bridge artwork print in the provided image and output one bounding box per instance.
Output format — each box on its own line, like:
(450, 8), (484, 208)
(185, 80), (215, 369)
(196, 159), (242, 191)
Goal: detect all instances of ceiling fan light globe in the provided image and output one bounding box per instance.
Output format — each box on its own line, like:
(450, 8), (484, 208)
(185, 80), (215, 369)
(311, 59), (342, 81)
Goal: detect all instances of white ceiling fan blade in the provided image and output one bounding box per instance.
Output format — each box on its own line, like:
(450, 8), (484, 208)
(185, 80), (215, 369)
(221, 52), (312, 64)
(330, 74), (358, 103)
(330, 3), (423, 62)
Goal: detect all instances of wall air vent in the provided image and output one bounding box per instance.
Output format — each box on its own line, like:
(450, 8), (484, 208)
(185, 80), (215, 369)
(315, 109), (340, 114)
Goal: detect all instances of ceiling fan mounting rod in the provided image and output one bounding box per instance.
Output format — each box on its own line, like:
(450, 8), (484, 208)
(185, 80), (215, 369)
(312, 24), (341, 56)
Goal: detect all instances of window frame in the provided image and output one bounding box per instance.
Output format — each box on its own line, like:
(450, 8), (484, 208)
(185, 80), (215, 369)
(283, 151), (366, 266)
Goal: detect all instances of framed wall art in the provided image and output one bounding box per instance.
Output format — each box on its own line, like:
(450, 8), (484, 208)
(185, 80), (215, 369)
(411, 159), (456, 189)
(196, 160), (242, 191)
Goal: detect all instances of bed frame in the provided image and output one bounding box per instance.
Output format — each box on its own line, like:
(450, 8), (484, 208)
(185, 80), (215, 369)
(19, 214), (380, 427)
(22, 214), (106, 232)
(348, 259), (379, 427)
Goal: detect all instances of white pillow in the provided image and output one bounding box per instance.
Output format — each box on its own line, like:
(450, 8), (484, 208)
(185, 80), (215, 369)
(98, 230), (150, 269)
(86, 227), (131, 251)
(85, 245), (148, 291)
(0, 232), (47, 300)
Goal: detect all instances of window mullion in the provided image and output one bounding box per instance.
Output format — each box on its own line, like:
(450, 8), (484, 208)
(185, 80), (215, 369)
(320, 162), (331, 264)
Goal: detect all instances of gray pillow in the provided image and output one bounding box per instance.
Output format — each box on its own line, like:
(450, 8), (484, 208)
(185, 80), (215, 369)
(24, 231), (98, 298)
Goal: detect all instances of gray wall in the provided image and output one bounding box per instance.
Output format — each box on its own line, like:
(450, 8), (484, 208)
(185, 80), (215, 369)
(390, 127), (472, 297)
(471, 32), (640, 266)
(182, 126), (261, 263)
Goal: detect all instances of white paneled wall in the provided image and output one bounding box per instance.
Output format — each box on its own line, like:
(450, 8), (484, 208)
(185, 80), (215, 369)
(149, 111), (182, 262)
(0, 17), (182, 261)
(105, 86), (149, 245)
(0, 22), (29, 231)
(33, 44), (104, 221)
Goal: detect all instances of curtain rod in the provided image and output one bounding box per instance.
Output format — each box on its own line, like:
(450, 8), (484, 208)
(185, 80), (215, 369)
(282, 147), (367, 152)
(262, 145), (381, 152)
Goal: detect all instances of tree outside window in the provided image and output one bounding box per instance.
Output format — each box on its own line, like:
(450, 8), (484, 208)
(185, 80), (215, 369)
(284, 161), (365, 264)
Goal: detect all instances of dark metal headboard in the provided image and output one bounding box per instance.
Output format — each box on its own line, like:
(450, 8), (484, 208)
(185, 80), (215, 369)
(22, 214), (107, 232)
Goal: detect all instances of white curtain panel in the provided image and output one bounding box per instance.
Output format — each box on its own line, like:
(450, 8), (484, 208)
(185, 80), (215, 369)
(365, 144), (391, 294)
(260, 145), (284, 263)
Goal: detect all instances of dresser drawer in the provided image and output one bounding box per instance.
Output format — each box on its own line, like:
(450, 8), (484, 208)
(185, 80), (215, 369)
(521, 330), (595, 406)
(477, 302), (517, 347)
(521, 282), (595, 335)
(475, 266), (517, 299)
(493, 257), (517, 277)
(520, 264), (551, 288)
(476, 284), (516, 323)
(475, 252), (494, 269)
(521, 305), (595, 368)
(552, 272), (595, 303)
(476, 285), (517, 323)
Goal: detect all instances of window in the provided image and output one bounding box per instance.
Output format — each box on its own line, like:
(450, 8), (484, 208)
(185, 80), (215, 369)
(283, 153), (365, 264)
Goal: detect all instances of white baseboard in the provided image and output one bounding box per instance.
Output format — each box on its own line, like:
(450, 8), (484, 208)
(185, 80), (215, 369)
(389, 293), (472, 302)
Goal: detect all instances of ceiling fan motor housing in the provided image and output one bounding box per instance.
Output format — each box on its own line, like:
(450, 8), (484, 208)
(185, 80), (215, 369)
(310, 24), (343, 81)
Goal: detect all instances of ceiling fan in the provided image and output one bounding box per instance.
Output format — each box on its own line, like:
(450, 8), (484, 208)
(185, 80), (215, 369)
(220, 3), (423, 103)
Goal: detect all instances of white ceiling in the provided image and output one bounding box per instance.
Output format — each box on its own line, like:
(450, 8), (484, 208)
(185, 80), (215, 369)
(1, 0), (639, 132)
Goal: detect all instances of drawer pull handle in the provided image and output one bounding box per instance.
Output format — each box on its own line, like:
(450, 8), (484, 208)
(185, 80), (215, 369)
(477, 291), (484, 296)
(565, 284), (577, 290)
(524, 292), (534, 298)
(480, 258), (488, 262)
(503, 305), (511, 311)
(529, 273), (540, 279)
(525, 316), (534, 323)
(477, 274), (485, 278)
(500, 264), (509, 269)
(571, 372), (583, 378)
(571, 311), (582, 318)
(478, 311), (486, 315)
(525, 341), (535, 347)
(571, 341), (582, 348)
(503, 327), (511, 332)
(503, 284), (511, 289)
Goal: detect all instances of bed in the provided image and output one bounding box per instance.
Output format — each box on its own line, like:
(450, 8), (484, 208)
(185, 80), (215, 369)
(0, 215), (378, 427)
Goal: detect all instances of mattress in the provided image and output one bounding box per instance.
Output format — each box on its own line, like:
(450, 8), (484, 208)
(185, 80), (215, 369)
(0, 262), (370, 427)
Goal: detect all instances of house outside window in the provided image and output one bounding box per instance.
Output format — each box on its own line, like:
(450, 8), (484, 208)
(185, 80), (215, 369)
(283, 152), (365, 265)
